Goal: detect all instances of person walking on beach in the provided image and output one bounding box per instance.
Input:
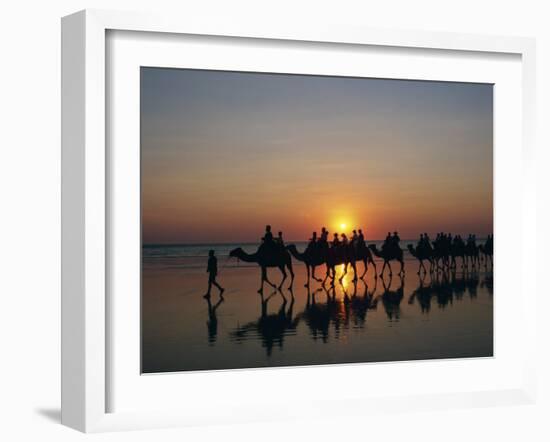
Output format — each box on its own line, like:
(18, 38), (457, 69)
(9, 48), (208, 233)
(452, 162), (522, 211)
(204, 249), (224, 298)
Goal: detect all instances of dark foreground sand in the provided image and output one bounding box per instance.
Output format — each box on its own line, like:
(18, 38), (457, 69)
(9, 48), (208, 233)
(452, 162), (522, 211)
(142, 259), (493, 373)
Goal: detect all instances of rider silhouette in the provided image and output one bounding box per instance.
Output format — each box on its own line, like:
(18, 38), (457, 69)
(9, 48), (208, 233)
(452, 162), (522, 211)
(332, 232), (340, 247)
(276, 231), (285, 247)
(424, 232), (430, 246)
(358, 229), (365, 246)
(341, 233), (349, 246)
(392, 231), (401, 247)
(318, 227), (329, 251)
(383, 232), (392, 252)
(309, 231), (317, 244)
(262, 225), (274, 244)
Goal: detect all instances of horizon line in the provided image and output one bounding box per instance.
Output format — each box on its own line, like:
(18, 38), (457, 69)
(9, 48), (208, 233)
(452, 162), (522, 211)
(143, 234), (493, 247)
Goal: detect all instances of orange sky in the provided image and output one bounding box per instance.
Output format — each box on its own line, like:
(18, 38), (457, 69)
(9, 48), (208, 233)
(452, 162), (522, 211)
(141, 68), (493, 244)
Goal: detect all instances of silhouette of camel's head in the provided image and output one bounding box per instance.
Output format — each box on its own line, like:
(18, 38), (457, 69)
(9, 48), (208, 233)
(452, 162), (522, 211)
(229, 247), (244, 258)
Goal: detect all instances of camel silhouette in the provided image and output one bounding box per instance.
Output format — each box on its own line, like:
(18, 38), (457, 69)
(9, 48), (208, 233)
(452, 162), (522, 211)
(286, 242), (377, 287)
(407, 241), (466, 274)
(407, 243), (434, 275)
(450, 242), (466, 270)
(368, 244), (404, 277)
(479, 244), (493, 268)
(285, 244), (326, 286)
(229, 289), (299, 356)
(465, 242), (480, 268)
(229, 245), (294, 293)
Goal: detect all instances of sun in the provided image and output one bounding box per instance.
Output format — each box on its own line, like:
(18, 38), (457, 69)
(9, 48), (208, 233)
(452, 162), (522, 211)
(340, 223), (347, 231)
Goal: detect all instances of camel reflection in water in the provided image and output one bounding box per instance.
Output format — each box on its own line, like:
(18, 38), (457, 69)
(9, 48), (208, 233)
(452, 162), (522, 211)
(225, 269), (492, 356)
(374, 275), (405, 321)
(230, 289), (299, 356)
(407, 269), (491, 313)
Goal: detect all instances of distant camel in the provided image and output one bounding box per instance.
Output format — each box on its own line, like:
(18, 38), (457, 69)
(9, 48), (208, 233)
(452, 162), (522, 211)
(229, 245), (294, 293)
(285, 244), (326, 287)
(450, 242), (466, 270)
(407, 244), (434, 275)
(431, 241), (450, 271)
(286, 242), (377, 286)
(368, 244), (404, 277)
(478, 244), (493, 268)
(465, 242), (480, 268)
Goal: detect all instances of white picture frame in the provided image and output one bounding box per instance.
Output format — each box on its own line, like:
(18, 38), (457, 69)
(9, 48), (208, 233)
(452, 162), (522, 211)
(61, 9), (537, 433)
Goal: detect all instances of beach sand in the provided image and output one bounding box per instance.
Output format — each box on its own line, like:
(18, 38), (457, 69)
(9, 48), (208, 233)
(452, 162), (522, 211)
(142, 258), (493, 373)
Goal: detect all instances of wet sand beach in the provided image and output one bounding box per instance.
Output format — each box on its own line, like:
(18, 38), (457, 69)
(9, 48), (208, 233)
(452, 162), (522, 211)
(142, 255), (493, 373)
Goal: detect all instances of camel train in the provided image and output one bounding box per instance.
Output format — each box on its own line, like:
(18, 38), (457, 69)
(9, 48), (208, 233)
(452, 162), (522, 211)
(229, 227), (492, 293)
(407, 234), (493, 275)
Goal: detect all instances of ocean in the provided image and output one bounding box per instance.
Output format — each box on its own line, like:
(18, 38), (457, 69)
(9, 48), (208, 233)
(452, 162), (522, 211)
(142, 239), (487, 270)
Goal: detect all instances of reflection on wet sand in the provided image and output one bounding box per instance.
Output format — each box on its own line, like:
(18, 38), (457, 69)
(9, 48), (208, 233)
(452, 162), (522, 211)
(230, 290), (299, 356)
(225, 269), (492, 354)
(205, 295), (224, 345)
(142, 259), (493, 372)
(408, 270), (488, 313)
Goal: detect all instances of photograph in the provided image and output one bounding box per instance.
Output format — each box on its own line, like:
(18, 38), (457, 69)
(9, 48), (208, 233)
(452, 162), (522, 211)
(140, 67), (494, 374)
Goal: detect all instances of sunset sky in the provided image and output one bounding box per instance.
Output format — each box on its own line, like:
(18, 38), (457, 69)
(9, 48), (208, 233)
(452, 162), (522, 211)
(141, 68), (493, 244)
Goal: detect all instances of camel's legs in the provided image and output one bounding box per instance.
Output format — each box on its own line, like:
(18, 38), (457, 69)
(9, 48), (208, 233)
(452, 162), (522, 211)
(419, 260), (426, 275)
(351, 262), (358, 282)
(278, 266), (287, 290)
(379, 260), (387, 277)
(260, 267), (277, 293)
(330, 266), (337, 285)
(305, 265), (310, 287)
(360, 259), (368, 279)
(259, 267), (266, 293)
(312, 266), (322, 282)
(322, 267), (330, 285)
(339, 262), (348, 282)
(370, 258), (378, 279)
(399, 259), (405, 275)
(287, 263), (295, 289)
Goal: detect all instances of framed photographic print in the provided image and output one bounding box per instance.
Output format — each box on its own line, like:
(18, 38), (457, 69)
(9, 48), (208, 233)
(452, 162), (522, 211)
(140, 67), (494, 374)
(62, 9), (537, 432)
